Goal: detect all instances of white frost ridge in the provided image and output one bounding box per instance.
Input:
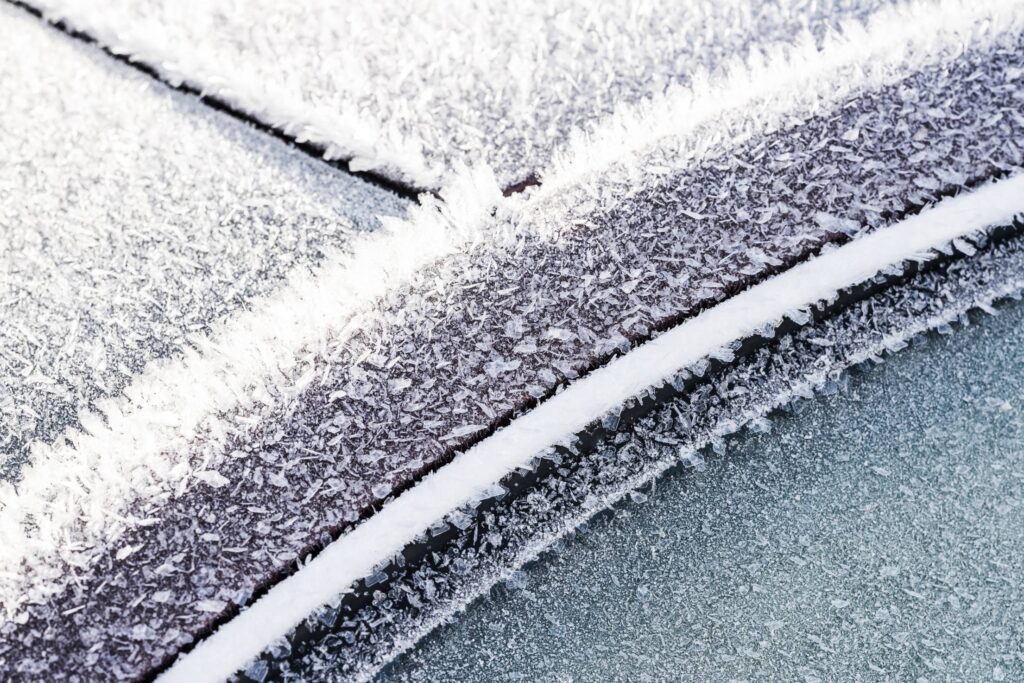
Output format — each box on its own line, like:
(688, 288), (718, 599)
(159, 174), (1024, 683)
(534, 0), (1024, 202)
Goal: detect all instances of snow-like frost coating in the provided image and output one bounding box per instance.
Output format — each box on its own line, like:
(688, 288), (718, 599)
(0, 4), (496, 619)
(0, 164), (497, 617)
(533, 0), (1024, 203)
(0, 6), (407, 470)
(2, 0), (1024, 677)
(21, 0), (894, 188)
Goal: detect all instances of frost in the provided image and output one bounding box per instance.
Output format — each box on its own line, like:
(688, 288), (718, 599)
(364, 570), (388, 588)
(513, 340), (538, 354)
(276, 228), (1024, 681)
(786, 308), (813, 326)
(544, 327), (575, 342)
(195, 470), (231, 489)
(448, 510), (473, 530)
(602, 411), (622, 432)
(483, 358), (522, 378)
(388, 378), (412, 393)
(504, 571), (528, 591)
(814, 212), (861, 236)
(371, 275), (1024, 682)
(503, 317), (526, 340)
(679, 449), (706, 470)
(115, 545), (139, 561)
(194, 599), (227, 613)
(481, 484), (508, 500)
(953, 237), (977, 256)
(709, 346), (736, 363)
(244, 660), (270, 683)
(443, 424), (487, 440)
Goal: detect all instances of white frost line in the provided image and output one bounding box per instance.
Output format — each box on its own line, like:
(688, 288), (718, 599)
(160, 174), (1024, 683)
(367, 277), (1024, 683)
(531, 0), (1024, 204)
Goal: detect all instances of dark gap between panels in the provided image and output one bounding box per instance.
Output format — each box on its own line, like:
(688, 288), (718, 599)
(4, 0), (427, 202)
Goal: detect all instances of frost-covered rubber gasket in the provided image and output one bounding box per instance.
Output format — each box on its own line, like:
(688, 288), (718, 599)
(160, 179), (1024, 682)
(241, 216), (1024, 683)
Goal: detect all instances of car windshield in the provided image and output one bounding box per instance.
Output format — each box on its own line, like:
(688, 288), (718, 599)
(382, 298), (1024, 682)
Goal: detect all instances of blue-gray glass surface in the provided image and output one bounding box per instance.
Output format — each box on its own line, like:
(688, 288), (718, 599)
(380, 299), (1024, 682)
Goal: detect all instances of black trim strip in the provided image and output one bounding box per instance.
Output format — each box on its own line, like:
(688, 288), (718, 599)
(4, 0), (427, 201)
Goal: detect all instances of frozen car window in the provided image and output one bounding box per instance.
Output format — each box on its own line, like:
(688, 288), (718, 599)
(382, 298), (1024, 682)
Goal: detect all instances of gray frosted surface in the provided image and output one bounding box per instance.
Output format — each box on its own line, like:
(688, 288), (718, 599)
(24, 0), (891, 188)
(382, 298), (1024, 682)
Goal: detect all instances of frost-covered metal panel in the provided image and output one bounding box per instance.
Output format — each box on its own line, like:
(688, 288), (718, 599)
(3, 12), (1023, 679)
(23, 0), (892, 188)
